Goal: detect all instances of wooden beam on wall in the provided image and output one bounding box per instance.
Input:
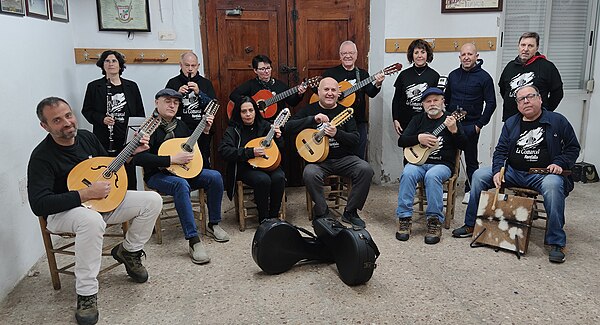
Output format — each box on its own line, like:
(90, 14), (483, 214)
(74, 48), (191, 64)
(385, 37), (496, 53)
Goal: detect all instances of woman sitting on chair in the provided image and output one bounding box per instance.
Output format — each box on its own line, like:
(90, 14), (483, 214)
(218, 96), (286, 222)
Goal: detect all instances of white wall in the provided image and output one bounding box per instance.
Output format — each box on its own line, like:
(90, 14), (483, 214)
(0, 0), (198, 302)
(371, 0), (501, 184)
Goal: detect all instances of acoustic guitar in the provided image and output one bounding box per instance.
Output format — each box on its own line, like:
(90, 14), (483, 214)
(67, 112), (161, 213)
(245, 108), (291, 171)
(309, 63), (402, 107)
(296, 107), (354, 163)
(158, 99), (220, 178)
(227, 76), (322, 119)
(403, 109), (467, 165)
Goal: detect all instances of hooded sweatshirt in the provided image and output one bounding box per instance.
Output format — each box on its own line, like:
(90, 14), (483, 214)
(498, 53), (563, 121)
(445, 58), (496, 128)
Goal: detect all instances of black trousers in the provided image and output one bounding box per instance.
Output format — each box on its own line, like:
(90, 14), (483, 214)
(239, 165), (286, 221)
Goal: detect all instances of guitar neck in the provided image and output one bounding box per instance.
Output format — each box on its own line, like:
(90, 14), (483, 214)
(105, 132), (143, 177)
(341, 70), (380, 98)
(430, 121), (448, 137)
(185, 101), (218, 148)
(263, 85), (299, 107)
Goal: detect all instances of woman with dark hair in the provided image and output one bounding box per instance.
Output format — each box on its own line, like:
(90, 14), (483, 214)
(218, 96), (286, 222)
(391, 39), (440, 134)
(82, 50), (145, 190)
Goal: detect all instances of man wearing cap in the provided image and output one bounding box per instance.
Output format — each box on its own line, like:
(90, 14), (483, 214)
(135, 89), (230, 265)
(28, 96), (161, 325)
(394, 87), (467, 244)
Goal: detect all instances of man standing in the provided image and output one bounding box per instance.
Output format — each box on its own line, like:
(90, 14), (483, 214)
(165, 51), (216, 166)
(28, 97), (162, 325)
(445, 43), (496, 204)
(395, 87), (467, 244)
(498, 32), (563, 121)
(452, 85), (580, 264)
(322, 40), (385, 160)
(286, 77), (374, 228)
(135, 89), (230, 265)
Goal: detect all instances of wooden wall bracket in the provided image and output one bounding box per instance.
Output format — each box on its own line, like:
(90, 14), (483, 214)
(385, 37), (496, 53)
(74, 48), (191, 64)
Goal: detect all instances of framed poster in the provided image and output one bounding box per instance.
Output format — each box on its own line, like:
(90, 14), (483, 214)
(49, 0), (68, 22)
(96, 0), (151, 32)
(442, 0), (503, 13)
(26, 0), (48, 19)
(1, 0), (25, 16)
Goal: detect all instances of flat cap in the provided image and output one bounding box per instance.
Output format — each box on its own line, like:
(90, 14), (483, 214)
(155, 88), (183, 100)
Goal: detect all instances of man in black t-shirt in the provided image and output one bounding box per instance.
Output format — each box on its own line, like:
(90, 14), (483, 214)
(453, 85), (580, 264)
(395, 87), (467, 245)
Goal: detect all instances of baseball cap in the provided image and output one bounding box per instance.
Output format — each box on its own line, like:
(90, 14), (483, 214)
(420, 87), (444, 102)
(155, 88), (183, 100)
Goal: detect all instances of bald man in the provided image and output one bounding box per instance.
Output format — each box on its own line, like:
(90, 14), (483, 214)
(286, 77), (374, 228)
(445, 43), (496, 204)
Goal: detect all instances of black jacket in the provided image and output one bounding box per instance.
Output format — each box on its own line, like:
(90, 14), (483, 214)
(82, 77), (145, 151)
(165, 70), (216, 130)
(229, 78), (303, 122)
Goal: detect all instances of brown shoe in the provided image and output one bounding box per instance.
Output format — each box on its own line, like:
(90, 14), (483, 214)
(425, 217), (442, 245)
(396, 217), (412, 241)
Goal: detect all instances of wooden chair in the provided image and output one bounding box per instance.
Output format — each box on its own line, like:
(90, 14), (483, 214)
(38, 217), (128, 290)
(306, 175), (352, 220)
(235, 181), (286, 231)
(413, 151), (461, 229)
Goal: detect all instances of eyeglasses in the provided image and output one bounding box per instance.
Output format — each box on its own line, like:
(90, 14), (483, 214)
(256, 67), (272, 72)
(340, 51), (357, 56)
(516, 93), (540, 103)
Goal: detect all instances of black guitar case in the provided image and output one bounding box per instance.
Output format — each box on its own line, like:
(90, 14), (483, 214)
(312, 217), (380, 286)
(252, 219), (333, 275)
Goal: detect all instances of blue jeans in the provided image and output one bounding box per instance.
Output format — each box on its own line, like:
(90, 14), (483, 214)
(396, 163), (451, 223)
(464, 166), (567, 247)
(147, 169), (223, 240)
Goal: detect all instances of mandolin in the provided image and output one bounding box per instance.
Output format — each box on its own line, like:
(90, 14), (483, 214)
(245, 108), (291, 171)
(228, 76), (322, 119)
(309, 63), (402, 107)
(403, 109), (467, 166)
(158, 99), (220, 178)
(296, 107), (354, 163)
(67, 112), (161, 213)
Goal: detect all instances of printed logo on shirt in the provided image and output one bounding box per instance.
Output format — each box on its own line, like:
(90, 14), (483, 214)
(428, 136), (444, 161)
(405, 82), (428, 110)
(108, 93), (127, 123)
(182, 92), (202, 121)
(515, 127), (544, 162)
(508, 72), (535, 98)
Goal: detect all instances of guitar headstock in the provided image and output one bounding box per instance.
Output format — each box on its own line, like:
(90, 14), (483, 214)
(383, 63), (403, 76)
(205, 99), (220, 116)
(451, 109), (467, 122)
(140, 111), (161, 136)
(303, 76), (322, 89)
(273, 108), (291, 127)
(330, 107), (354, 127)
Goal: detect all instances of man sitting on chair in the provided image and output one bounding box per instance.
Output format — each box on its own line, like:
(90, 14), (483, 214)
(286, 77), (374, 228)
(395, 87), (467, 244)
(452, 85), (580, 263)
(134, 89), (230, 266)
(28, 97), (162, 325)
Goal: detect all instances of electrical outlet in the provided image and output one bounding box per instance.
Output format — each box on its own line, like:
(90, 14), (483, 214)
(159, 31), (176, 41)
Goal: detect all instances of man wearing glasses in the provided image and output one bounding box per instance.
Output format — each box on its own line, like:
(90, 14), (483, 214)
(322, 40), (385, 160)
(229, 54), (307, 123)
(498, 32), (563, 121)
(452, 85), (580, 264)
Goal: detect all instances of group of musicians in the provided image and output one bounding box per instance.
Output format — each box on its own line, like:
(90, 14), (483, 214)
(27, 35), (579, 325)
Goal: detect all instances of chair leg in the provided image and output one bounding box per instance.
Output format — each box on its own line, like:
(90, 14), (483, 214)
(39, 218), (61, 290)
(154, 213), (163, 244)
(280, 191), (286, 220)
(306, 186), (313, 220)
(236, 181), (246, 232)
(198, 189), (208, 236)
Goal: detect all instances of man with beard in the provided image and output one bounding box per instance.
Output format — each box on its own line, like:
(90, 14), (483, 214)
(498, 32), (563, 121)
(395, 87), (467, 244)
(165, 51), (216, 166)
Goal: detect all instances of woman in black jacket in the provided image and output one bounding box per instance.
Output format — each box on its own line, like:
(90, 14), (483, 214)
(218, 97), (285, 222)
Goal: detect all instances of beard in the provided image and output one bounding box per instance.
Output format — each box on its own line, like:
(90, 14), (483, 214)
(426, 105), (444, 117)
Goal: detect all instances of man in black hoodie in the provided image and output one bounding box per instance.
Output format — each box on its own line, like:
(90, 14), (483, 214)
(498, 32), (563, 121)
(445, 43), (496, 204)
(165, 51), (216, 166)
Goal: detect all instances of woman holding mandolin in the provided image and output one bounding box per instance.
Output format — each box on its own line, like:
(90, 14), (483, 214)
(219, 97), (286, 222)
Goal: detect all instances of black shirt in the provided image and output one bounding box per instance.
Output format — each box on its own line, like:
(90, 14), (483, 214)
(508, 117), (551, 171)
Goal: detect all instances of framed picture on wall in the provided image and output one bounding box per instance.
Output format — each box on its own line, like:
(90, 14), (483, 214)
(0, 0), (25, 16)
(26, 0), (48, 19)
(442, 0), (503, 13)
(49, 0), (68, 22)
(96, 0), (151, 32)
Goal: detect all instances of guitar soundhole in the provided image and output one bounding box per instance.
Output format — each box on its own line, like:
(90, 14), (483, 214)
(409, 148), (419, 158)
(301, 138), (314, 155)
(182, 144), (193, 152)
(257, 100), (267, 110)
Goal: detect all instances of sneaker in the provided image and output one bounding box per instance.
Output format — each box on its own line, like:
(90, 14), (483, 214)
(424, 217), (442, 245)
(549, 245), (566, 263)
(396, 218), (412, 241)
(462, 192), (470, 205)
(111, 243), (148, 283)
(452, 225), (474, 238)
(189, 241), (211, 264)
(341, 210), (366, 228)
(207, 224), (230, 242)
(76, 294), (98, 325)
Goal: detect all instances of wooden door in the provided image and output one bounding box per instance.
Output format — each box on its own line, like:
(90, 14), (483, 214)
(201, 0), (369, 185)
